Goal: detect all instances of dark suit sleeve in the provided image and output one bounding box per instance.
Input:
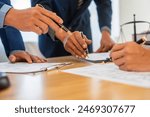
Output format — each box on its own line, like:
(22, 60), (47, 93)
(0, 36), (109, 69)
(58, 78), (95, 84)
(0, 0), (25, 57)
(31, 0), (53, 11)
(0, 26), (25, 57)
(94, 0), (112, 31)
(0, 2), (5, 8)
(0, 0), (11, 7)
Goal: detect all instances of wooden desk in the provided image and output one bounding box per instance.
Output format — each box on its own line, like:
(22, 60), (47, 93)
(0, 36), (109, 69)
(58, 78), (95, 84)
(0, 56), (150, 100)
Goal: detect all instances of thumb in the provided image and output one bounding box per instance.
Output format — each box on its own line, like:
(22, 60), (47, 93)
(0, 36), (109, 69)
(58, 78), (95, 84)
(9, 55), (17, 63)
(96, 46), (104, 53)
(85, 38), (92, 45)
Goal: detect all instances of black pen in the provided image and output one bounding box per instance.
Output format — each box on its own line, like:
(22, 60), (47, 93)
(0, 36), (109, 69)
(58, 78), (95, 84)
(37, 4), (69, 32)
(104, 57), (112, 63)
(81, 32), (89, 58)
(136, 37), (147, 45)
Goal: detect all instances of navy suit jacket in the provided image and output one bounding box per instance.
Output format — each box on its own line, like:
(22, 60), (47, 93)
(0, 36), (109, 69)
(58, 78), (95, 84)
(0, 0), (10, 7)
(0, 0), (25, 57)
(0, 2), (4, 8)
(31, 0), (112, 58)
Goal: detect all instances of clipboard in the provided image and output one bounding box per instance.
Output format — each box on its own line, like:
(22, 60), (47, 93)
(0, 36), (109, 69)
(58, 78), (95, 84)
(0, 62), (73, 74)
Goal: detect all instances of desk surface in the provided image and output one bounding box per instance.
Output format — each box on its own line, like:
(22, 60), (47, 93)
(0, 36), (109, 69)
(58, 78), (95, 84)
(0, 56), (150, 100)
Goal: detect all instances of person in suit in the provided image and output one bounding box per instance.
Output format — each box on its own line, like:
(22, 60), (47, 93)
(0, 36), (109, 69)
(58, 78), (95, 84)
(110, 42), (150, 72)
(31, 0), (114, 58)
(0, 0), (63, 63)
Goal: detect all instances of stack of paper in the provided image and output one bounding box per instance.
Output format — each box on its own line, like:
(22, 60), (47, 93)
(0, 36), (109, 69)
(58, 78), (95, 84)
(63, 63), (150, 88)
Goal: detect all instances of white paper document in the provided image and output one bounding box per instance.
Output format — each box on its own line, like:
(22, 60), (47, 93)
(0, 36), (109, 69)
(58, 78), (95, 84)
(83, 53), (110, 63)
(0, 62), (70, 74)
(63, 63), (150, 88)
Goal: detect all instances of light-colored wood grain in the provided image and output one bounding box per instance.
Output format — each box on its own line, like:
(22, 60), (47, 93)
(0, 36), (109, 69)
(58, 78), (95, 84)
(0, 56), (150, 100)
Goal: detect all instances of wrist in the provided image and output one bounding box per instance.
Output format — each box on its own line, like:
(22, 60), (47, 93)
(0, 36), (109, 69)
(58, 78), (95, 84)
(102, 30), (110, 36)
(4, 8), (18, 27)
(55, 29), (71, 42)
(101, 26), (111, 35)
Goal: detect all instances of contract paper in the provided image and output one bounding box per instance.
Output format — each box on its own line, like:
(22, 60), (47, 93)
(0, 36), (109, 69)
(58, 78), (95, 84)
(0, 62), (64, 74)
(63, 63), (150, 88)
(83, 53), (110, 63)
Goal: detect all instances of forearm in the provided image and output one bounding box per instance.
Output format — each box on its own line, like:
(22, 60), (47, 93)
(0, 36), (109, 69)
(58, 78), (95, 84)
(55, 29), (69, 42)
(94, 0), (112, 32)
(4, 8), (18, 28)
(1, 26), (25, 57)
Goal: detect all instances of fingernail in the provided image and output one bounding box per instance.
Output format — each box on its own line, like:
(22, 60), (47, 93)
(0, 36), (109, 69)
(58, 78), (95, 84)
(29, 60), (32, 64)
(11, 58), (15, 62)
(83, 44), (87, 49)
(42, 59), (45, 63)
(59, 19), (63, 24)
(75, 55), (79, 58)
(38, 60), (41, 63)
(82, 55), (85, 58)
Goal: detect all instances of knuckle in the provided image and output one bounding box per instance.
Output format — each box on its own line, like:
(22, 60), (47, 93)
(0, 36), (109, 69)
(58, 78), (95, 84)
(30, 17), (35, 22)
(124, 47), (130, 54)
(108, 43), (113, 48)
(43, 25), (48, 31)
(35, 6), (41, 11)
(49, 11), (56, 15)
(37, 30), (42, 35)
(31, 10), (39, 17)
(72, 46), (76, 51)
(69, 36), (74, 42)
(64, 46), (68, 50)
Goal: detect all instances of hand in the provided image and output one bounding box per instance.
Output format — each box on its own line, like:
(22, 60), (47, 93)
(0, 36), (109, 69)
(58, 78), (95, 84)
(110, 42), (150, 72)
(56, 30), (92, 58)
(4, 5), (63, 35)
(9, 51), (47, 64)
(96, 31), (114, 53)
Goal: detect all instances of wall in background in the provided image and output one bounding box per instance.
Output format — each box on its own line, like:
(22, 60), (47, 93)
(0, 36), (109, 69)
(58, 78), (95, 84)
(119, 0), (150, 41)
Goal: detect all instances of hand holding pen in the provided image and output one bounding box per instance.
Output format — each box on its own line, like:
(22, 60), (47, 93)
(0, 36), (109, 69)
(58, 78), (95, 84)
(62, 31), (92, 58)
(110, 37), (148, 71)
(33, 4), (63, 34)
(38, 4), (92, 58)
(136, 36), (147, 45)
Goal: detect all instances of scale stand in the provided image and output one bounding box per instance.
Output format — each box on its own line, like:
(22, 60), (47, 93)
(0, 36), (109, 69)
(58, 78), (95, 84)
(120, 14), (150, 43)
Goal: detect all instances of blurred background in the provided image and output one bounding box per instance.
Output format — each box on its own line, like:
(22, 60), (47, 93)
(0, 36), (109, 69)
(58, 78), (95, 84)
(0, 0), (150, 61)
